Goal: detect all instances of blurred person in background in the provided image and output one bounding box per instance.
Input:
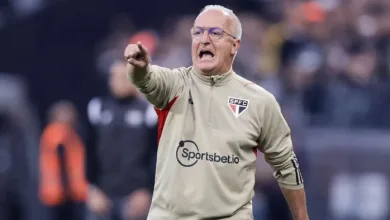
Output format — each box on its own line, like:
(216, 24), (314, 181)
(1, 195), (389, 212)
(0, 113), (28, 220)
(0, 74), (40, 220)
(86, 59), (157, 220)
(323, 42), (379, 128)
(96, 15), (136, 77)
(153, 15), (194, 68)
(39, 100), (87, 220)
(125, 5), (308, 220)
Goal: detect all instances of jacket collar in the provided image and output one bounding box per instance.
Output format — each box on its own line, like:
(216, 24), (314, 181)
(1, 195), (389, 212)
(191, 67), (234, 86)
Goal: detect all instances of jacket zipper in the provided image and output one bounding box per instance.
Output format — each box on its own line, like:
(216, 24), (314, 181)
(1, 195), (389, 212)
(208, 76), (216, 124)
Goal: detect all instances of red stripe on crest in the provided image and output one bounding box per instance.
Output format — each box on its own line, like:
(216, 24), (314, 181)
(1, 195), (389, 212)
(229, 104), (236, 113)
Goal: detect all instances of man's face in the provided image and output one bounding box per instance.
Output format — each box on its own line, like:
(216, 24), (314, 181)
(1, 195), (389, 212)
(109, 61), (136, 98)
(191, 10), (240, 75)
(53, 107), (76, 125)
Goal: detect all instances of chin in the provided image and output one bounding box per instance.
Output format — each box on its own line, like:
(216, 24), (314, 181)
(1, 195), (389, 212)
(195, 63), (217, 75)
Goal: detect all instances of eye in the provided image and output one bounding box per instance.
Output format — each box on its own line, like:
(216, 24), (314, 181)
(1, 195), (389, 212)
(191, 27), (203, 36)
(210, 30), (223, 36)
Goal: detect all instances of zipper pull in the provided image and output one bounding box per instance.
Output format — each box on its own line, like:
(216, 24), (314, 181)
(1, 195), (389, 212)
(210, 76), (216, 85)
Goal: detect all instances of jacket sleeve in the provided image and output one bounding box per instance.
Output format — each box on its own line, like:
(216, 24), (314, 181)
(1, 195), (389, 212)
(257, 94), (304, 190)
(128, 64), (185, 109)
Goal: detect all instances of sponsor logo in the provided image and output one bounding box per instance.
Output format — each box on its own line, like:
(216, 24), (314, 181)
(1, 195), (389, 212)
(176, 140), (240, 167)
(228, 97), (249, 117)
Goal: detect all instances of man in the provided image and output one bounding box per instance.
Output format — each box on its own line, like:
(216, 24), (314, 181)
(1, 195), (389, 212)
(0, 74), (40, 220)
(86, 60), (157, 220)
(124, 5), (309, 220)
(39, 100), (87, 220)
(0, 113), (27, 220)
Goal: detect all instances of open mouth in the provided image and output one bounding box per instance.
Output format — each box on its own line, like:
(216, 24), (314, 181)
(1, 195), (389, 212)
(199, 50), (214, 60)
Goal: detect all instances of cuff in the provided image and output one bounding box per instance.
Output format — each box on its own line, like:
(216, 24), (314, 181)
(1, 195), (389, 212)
(275, 166), (304, 190)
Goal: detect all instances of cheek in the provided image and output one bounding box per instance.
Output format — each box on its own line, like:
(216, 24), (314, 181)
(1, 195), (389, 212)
(191, 41), (198, 55)
(216, 44), (232, 58)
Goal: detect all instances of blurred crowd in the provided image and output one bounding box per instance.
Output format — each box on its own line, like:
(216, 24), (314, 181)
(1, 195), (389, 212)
(1, 0), (390, 219)
(98, 0), (390, 130)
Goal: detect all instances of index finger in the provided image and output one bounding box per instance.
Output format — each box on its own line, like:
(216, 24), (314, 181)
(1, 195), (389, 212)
(137, 42), (148, 54)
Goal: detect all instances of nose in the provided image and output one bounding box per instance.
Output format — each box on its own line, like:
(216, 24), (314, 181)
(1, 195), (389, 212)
(200, 31), (211, 45)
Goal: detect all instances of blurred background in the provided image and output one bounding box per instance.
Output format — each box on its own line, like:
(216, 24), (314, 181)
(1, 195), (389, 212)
(1, 0), (390, 219)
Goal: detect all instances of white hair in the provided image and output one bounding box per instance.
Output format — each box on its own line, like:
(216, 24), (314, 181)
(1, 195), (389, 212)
(199, 5), (242, 40)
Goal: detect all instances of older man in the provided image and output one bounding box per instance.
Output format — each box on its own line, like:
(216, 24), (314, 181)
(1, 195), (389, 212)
(124, 5), (309, 220)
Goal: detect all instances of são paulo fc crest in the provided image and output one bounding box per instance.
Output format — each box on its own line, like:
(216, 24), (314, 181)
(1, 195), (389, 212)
(228, 97), (249, 118)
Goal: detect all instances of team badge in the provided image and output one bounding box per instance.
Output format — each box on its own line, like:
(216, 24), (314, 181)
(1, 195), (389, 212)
(228, 97), (249, 118)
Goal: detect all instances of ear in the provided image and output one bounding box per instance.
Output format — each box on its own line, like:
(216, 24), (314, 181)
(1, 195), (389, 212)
(231, 39), (240, 55)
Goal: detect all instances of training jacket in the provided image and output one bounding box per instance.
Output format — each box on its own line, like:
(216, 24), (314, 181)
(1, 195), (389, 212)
(86, 95), (157, 197)
(129, 65), (304, 220)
